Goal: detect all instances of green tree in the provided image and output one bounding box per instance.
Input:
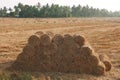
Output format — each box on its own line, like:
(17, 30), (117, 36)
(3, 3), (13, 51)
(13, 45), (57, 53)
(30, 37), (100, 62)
(2, 7), (7, 17)
(14, 6), (19, 17)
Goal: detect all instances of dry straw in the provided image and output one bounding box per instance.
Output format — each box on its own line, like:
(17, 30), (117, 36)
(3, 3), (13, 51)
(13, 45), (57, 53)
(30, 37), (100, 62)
(9, 31), (112, 76)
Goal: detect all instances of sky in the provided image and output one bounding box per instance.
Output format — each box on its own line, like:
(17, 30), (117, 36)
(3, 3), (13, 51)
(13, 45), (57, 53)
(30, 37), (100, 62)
(0, 0), (120, 11)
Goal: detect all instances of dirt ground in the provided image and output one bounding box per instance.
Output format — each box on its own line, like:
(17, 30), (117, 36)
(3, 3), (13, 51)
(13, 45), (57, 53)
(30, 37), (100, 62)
(0, 18), (120, 80)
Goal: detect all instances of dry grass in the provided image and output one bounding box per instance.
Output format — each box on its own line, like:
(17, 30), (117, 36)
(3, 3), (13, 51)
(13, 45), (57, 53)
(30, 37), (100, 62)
(0, 18), (120, 80)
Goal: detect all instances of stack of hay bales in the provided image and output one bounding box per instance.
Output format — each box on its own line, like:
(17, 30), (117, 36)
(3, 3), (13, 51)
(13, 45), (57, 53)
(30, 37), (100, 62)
(10, 31), (112, 76)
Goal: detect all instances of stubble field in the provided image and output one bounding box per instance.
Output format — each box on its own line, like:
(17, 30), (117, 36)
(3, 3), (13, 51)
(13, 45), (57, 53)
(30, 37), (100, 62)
(0, 18), (120, 80)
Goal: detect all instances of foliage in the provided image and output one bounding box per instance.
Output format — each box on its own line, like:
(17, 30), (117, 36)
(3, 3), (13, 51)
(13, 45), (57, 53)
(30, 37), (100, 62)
(0, 3), (120, 17)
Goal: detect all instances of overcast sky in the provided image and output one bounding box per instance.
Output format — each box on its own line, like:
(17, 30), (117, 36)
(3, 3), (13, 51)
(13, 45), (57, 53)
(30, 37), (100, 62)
(0, 0), (120, 11)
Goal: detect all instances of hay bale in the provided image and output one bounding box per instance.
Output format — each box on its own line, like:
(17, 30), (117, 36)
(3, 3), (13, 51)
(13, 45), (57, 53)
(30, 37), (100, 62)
(73, 34), (85, 47)
(52, 34), (64, 46)
(35, 43), (44, 55)
(99, 54), (110, 61)
(88, 54), (100, 66)
(40, 34), (51, 46)
(79, 45), (94, 56)
(57, 34), (78, 59)
(43, 43), (58, 55)
(35, 31), (44, 37)
(103, 61), (112, 72)
(93, 62), (105, 75)
(28, 35), (40, 46)
(63, 34), (74, 45)
(16, 45), (35, 64)
(9, 32), (112, 75)
(23, 45), (35, 55)
(99, 54), (112, 71)
(46, 31), (54, 37)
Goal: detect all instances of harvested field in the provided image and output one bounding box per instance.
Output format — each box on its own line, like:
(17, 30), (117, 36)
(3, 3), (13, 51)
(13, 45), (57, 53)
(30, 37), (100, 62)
(0, 18), (120, 80)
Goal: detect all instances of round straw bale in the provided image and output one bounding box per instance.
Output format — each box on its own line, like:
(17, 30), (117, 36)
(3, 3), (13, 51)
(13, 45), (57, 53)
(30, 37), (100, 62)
(28, 35), (40, 46)
(88, 54), (99, 66)
(46, 31), (54, 37)
(34, 44), (44, 55)
(52, 34), (64, 46)
(99, 54), (110, 61)
(23, 45), (35, 55)
(10, 32), (113, 75)
(49, 43), (58, 53)
(43, 43), (57, 55)
(63, 34), (74, 45)
(99, 54), (112, 71)
(15, 53), (26, 63)
(40, 34), (51, 46)
(93, 62), (105, 75)
(79, 45), (93, 55)
(73, 34), (85, 47)
(35, 31), (44, 37)
(102, 61), (112, 71)
(18, 45), (35, 63)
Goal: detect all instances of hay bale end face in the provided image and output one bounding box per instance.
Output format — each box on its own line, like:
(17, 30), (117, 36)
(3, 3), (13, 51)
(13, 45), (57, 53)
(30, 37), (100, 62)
(35, 31), (44, 36)
(9, 31), (112, 76)
(40, 34), (51, 46)
(73, 34), (85, 47)
(94, 62), (105, 75)
(46, 31), (54, 37)
(52, 34), (64, 46)
(63, 34), (74, 45)
(28, 35), (40, 46)
(79, 45), (93, 56)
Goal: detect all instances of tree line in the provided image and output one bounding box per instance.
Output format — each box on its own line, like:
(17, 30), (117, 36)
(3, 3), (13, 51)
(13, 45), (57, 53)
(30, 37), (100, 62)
(0, 3), (120, 18)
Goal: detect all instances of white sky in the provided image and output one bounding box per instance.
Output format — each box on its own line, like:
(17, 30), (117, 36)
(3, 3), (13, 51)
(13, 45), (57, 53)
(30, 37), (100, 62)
(0, 0), (120, 11)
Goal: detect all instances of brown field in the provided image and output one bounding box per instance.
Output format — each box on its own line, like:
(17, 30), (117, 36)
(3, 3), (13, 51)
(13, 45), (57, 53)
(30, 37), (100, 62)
(0, 18), (120, 80)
